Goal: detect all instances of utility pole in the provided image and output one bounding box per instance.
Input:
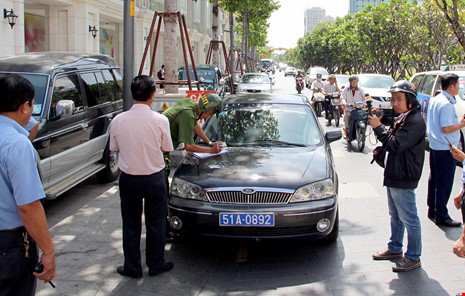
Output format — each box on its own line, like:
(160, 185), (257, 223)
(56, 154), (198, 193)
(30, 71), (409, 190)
(123, 0), (135, 111)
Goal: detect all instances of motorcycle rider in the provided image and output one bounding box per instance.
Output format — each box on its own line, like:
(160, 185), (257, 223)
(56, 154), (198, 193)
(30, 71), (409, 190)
(311, 73), (325, 109)
(342, 75), (365, 138)
(295, 71), (304, 93)
(323, 75), (340, 126)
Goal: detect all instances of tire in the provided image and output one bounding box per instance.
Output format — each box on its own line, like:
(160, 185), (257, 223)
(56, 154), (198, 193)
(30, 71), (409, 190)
(324, 210), (339, 242)
(356, 125), (366, 152)
(97, 143), (120, 182)
(316, 103), (322, 117)
(334, 110), (340, 127)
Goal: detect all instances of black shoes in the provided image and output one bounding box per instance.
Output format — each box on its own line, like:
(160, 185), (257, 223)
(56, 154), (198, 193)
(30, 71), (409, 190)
(435, 218), (462, 227)
(116, 266), (143, 279)
(392, 257), (421, 272)
(149, 262), (174, 277)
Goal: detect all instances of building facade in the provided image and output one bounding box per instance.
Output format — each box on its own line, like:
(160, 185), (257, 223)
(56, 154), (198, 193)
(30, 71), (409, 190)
(304, 7), (334, 35)
(1, 0), (231, 75)
(349, 0), (385, 14)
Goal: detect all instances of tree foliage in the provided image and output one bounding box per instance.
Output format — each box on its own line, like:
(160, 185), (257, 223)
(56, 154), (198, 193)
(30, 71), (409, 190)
(292, 0), (464, 78)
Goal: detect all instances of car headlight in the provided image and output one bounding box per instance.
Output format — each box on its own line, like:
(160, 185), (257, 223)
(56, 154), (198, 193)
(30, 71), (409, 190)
(171, 178), (208, 201)
(289, 179), (335, 203)
(237, 86), (243, 92)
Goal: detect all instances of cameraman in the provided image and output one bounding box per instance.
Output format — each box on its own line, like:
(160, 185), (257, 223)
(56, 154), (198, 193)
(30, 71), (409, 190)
(368, 80), (426, 272)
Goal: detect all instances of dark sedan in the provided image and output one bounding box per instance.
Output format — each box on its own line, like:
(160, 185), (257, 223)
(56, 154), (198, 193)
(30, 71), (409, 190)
(168, 94), (341, 240)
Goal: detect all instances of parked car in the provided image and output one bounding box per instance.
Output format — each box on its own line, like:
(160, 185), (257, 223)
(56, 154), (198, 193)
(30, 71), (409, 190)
(305, 67), (329, 88)
(357, 74), (395, 125)
(178, 64), (224, 95)
(0, 52), (123, 199)
(284, 67), (297, 77)
(168, 93), (342, 241)
(236, 73), (273, 94)
(334, 74), (350, 89)
(410, 70), (465, 149)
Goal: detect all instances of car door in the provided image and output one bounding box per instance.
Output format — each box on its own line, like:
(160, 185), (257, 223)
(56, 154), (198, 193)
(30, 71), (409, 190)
(47, 73), (90, 182)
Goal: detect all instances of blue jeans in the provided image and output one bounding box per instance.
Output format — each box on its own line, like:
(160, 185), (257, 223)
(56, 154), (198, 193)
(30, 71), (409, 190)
(386, 187), (422, 261)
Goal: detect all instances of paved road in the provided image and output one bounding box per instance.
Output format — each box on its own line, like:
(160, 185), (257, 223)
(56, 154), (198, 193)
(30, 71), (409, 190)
(37, 72), (465, 296)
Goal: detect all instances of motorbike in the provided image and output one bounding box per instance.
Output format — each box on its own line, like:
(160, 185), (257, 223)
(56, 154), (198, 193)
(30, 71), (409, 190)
(296, 77), (304, 94)
(346, 100), (372, 152)
(313, 88), (325, 117)
(325, 91), (341, 127)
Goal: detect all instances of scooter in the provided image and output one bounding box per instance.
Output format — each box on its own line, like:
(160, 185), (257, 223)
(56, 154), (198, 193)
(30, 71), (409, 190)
(296, 77), (304, 94)
(346, 100), (372, 152)
(313, 88), (325, 117)
(325, 92), (341, 127)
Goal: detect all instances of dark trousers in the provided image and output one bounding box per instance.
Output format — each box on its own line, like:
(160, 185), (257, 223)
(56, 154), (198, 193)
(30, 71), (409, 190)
(0, 230), (38, 296)
(427, 148), (456, 222)
(119, 170), (167, 275)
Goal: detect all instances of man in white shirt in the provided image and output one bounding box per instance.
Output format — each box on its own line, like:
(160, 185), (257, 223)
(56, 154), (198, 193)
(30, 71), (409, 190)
(110, 75), (174, 278)
(341, 76), (365, 138)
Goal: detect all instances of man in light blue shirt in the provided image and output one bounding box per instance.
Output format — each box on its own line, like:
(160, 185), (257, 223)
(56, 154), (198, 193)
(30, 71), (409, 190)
(0, 74), (55, 295)
(426, 73), (464, 227)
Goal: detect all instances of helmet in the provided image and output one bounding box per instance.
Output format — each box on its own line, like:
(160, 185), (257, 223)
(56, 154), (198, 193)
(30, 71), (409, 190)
(199, 93), (223, 113)
(349, 75), (359, 82)
(388, 80), (417, 97)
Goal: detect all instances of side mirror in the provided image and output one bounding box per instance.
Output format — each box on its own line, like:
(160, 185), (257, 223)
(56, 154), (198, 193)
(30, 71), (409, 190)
(219, 78), (225, 85)
(325, 130), (342, 143)
(55, 100), (75, 119)
(434, 90), (441, 96)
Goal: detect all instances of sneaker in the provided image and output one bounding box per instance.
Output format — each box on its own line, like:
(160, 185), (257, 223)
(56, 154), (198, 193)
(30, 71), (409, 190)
(372, 249), (403, 260)
(392, 257), (421, 272)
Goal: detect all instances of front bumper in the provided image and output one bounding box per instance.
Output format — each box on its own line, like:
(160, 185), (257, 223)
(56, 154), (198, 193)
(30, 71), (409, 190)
(168, 196), (338, 240)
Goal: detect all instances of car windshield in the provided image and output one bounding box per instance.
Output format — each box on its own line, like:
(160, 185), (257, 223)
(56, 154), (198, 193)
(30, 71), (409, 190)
(311, 68), (328, 76)
(358, 76), (395, 89)
(178, 68), (218, 90)
(240, 75), (269, 84)
(0, 73), (48, 116)
(335, 75), (349, 86)
(203, 103), (322, 147)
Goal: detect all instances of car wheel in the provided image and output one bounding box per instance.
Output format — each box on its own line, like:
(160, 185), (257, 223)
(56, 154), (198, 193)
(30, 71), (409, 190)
(97, 143), (120, 182)
(324, 210), (339, 242)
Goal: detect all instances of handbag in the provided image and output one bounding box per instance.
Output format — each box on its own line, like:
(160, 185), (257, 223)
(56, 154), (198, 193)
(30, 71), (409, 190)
(371, 144), (387, 168)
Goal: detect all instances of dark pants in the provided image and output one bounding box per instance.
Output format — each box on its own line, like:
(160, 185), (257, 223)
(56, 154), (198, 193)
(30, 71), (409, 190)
(427, 149), (456, 222)
(119, 170), (167, 275)
(0, 229), (38, 296)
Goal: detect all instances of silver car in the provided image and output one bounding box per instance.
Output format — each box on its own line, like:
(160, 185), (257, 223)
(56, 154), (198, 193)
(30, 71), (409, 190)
(237, 73), (273, 94)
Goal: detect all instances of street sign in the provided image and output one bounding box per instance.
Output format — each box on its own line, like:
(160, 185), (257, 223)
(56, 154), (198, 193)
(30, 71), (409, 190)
(161, 102), (169, 111)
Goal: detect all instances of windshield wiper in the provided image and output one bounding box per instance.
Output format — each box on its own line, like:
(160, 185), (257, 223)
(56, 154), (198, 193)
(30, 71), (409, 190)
(251, 139), (307, 147)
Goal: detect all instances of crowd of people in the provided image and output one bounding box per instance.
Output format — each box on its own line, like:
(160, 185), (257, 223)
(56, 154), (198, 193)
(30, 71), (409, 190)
(1, 71), (464, 296)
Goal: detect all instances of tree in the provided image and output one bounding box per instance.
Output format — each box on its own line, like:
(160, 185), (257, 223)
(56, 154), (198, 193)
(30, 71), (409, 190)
(434, 0), (465, 49)
(164, 0), (178, 94)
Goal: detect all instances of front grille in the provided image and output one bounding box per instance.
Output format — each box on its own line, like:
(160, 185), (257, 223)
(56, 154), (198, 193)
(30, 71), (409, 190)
(207, 191), (292, 204)
(246, 89), (262, 93)
(182, 224), (317, 237)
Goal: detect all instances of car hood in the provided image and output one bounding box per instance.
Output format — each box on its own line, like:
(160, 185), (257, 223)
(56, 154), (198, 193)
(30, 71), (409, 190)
(238, 83), (270, 90)
(363, 88), (391, 98)
(174, 146), (329, 190)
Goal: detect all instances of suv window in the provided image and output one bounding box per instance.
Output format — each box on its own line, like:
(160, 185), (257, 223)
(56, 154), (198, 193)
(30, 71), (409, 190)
(103, 69), (123, 101)
(418, 75), (437, 96)
(81, 71), (108, 106)
(410, 74), (424, 89)
(50, 73), (84, 118)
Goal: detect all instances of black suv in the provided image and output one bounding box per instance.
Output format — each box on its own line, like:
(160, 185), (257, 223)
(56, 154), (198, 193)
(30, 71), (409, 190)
(0, 52), (123, 199)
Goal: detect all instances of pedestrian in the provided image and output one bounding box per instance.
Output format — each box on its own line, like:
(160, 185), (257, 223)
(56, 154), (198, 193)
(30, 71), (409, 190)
(110, 75), (174, 278)
(157, 64), (165, 89)
(341, 75), (365, 138)
(0, 74), (56, 295)
(427, 73), (464, 227)
(368, 80), (425, 272)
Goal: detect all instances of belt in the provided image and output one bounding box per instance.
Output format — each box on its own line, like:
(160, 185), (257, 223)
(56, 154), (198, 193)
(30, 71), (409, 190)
(0, 226), (26, 232)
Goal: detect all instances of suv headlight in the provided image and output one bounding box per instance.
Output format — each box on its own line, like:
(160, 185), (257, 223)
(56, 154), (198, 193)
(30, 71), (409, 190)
(289, 179), (335, 203)
(171, 178), (208, 201)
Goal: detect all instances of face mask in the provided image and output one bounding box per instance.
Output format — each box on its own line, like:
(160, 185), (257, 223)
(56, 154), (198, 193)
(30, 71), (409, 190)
(317, 79), (321, 81)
